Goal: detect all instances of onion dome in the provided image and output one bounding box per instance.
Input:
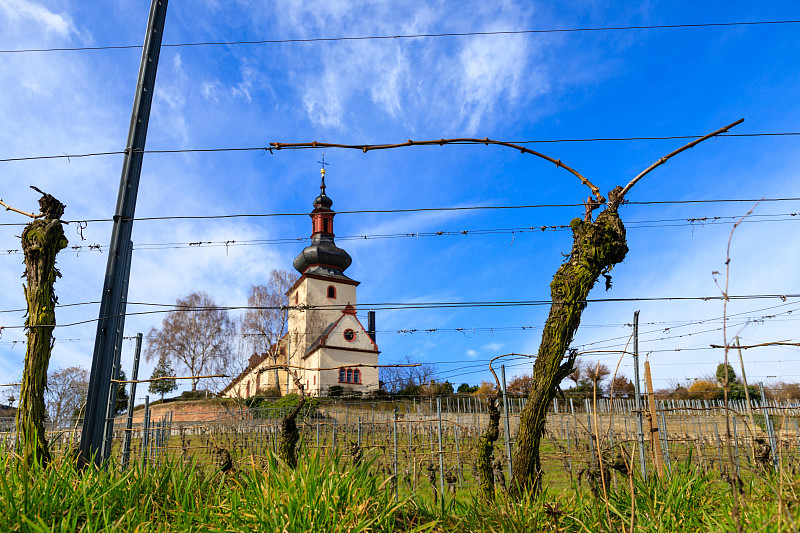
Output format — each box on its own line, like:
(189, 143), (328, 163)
(293, 168), (352, 276)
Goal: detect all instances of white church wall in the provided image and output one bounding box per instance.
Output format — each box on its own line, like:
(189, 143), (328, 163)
(318, 348), (379, 394)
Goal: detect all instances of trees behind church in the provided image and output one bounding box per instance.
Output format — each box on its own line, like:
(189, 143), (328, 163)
(145, 291), (236, 392)
(241, 270), (297, 388)
(381, 356), (440, 395)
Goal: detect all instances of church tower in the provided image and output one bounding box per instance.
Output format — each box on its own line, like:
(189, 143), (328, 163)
(284, 165), (379, 396)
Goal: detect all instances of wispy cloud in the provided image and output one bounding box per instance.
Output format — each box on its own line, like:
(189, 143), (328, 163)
(272, 0), (543, 134)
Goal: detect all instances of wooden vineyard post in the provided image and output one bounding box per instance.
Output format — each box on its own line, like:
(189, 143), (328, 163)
(644, 361), (665, 477)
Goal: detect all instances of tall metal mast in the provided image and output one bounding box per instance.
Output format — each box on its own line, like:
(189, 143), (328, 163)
(79, 0), (169, 467)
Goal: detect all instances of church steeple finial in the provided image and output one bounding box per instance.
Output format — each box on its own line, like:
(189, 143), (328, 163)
(318, 152), (329, 196)
(313, 153), (333, 210)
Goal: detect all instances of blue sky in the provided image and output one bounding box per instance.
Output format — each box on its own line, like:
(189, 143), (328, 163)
(1, 0), (800, 404)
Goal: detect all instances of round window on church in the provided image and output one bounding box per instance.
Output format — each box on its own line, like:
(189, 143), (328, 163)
(343, 329), (356, 342)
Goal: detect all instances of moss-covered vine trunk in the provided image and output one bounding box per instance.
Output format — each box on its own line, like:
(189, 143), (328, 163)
(279, 397), (305, 468)
(476, 392), (501, 500)
(16, 193), (67, 466)
(511, 201), (628, 496)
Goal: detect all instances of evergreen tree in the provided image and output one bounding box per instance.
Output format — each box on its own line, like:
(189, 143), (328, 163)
(149, 355), (178, 401)
(716, 363), (737, 385)
(115, 369), (129, 414)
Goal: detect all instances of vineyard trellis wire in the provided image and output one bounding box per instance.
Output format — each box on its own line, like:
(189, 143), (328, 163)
(2, 392), (797, 498)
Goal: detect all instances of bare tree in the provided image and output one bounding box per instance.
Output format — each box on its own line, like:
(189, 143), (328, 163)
(585, 363), (611, 391)
(145, 291), (236, 392)
(45, 366), (89, 428)
(566, 359), (583, 388)
(381, 355), (439, 394)
(609, 374), (635, 398)
(380, 365), (404, 394)
(241, 269), (297, 388)
(506, 374), (534, 396)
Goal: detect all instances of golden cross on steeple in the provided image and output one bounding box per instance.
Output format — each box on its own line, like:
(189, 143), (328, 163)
(317, 152), (329, 191)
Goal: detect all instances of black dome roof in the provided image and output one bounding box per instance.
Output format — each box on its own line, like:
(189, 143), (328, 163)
(293, 234), (352, 274)
(314, 192), (333, 209)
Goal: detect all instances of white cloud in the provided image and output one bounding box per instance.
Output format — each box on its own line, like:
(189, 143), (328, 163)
(231, 65), (256, 102)
(303, 68), (346, 129)
(0, 0), (74, 36)
(453, 33), (540, 133)
(484, 341), (503, 352)
(201, 80), (222, 102)
(466, 349), (478, 358)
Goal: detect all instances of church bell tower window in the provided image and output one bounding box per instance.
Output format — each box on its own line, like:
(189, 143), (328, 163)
(327, 285), (336, 299)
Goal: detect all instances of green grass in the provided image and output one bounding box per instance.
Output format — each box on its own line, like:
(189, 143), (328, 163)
(2, 451), (800, 532)
(0, 452), (433, 533)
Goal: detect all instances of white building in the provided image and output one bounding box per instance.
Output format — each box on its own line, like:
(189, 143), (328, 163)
(223, 168), (379, 398)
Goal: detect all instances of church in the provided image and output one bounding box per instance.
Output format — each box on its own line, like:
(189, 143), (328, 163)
(223, 166), (380, 398)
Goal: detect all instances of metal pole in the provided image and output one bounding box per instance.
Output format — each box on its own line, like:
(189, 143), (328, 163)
(435, 398), (445, 504)
(141, 395), (151, 467)
(393, 407), (399, 502)
(120, 333), (142, 469)
(454, 426), (463, 489)
(286, 337), (291, 395)
(659, 408), (671, 474)
(735, 337), (757, 436)
(80, 0), (169, 468)
(500, 365), (513, 482)
(759, 383), (779, 472)
(100, 241), (132, 464)
(632, 310), (648, 479)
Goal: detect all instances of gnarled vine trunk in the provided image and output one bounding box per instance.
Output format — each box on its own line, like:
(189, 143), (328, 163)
(279, 397), (305, 468)
(16, 192), (67, 466)
(476, 392), (500, 500)
(511, 201), (628, 496)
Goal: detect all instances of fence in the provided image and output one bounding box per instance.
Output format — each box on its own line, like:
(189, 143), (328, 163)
(3, 393), (798, 496)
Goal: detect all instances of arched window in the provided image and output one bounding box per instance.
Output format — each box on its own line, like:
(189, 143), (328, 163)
(339, 368), (346, 382)
(347, 369), (353, 383)
(353, 369), (360, 383)
(323, 218), (329, 233)
(327, 285), (336, 299)
(313, 375), (316, 385)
